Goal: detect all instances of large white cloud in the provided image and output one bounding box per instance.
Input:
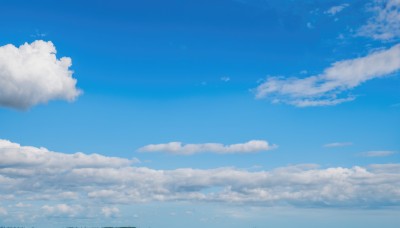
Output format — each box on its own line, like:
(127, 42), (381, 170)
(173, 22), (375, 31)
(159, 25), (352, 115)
(0, 40), (81, 109)
(138, 140), (276, 155)
(255, 44), (400, 107)
(358, 0), (400, 40)
(1, 139), (400, 210)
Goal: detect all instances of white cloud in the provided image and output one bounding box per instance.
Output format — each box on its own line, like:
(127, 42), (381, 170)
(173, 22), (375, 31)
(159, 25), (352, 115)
(0, 40), (81, 110)
(255, 44), (400, 106)
(138, 140), (276, 155)
(0, 139), (135, 169)
(0, 139), (400, 211)
(42, 204), (82, 218)
(358, 0), (400, 40)
(325, 3), (350, 16)
(101, 206), (120, 218)
(324, 142), (353, 148)
(360, 150), (396, 157)
(15, 202), (32, 208)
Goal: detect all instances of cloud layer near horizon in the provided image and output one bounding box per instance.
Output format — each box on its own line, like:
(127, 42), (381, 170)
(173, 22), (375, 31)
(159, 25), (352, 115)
(1, 139), (400, 213)
(255, 44), (400, 107)
(138, 140), (275, 155)
(0, 40), (81, 109)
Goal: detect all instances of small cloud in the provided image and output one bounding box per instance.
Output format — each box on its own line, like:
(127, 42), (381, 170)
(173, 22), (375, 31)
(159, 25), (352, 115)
(360, 151), (396, 157)
(325, 3), (350, 16)
(324, 142), (353, 148)
(101, 206), (120, 218)
(42, 204), (82, 218)
(30, 29), (47, 38)
(0, 207), (8, 216)
(15, 202), (31, 208)
(138, 140), (277, 155)
(306, 22), (314, 29)
(221, 76), (231, 82)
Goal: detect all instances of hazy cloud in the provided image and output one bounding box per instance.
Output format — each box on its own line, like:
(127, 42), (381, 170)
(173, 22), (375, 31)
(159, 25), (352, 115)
(101, 206), (120, 218)
(360, 150), (396, 157)
(0, 40), (81, 110)
(138, 140), (276, 155)
(42, 204), (82, 218)
(358, 0), (400, 40)
(0, 207), (7, 216)
(221, 76), (231, 82)
(325, 3), (350, 16)
(324, 142), (353, 148)
(255, 44), (400, 106)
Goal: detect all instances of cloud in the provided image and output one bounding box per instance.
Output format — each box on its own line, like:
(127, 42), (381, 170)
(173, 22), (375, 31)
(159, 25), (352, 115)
(0, 139), (135, 169)
(323, 142), (353, 148)
(42, 204), (82, 218)
(360, 150), (396, 157)
(138, 140), (276, 155)
(325, 3), (350, 16)
(221, 76), (230, 82)
(0, 40), (81, 110)
(358, 0), (400, 40)
(101, 206), (120, 218)
(1, 139), (400, 211)
(0, 207), (7, 216)
(255, 44), (400, 107)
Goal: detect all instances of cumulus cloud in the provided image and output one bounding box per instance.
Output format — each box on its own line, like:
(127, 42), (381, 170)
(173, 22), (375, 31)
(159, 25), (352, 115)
(358, 0), (400, 40)
(137, 140), (276, 155)
(0, 40), (81, 110)
(360, 150), (396, 157)
(325, 3), (350, 16)
(324, 142), (353, 148)
(0, 139), (400, 210)
(255, 44), (400, 106)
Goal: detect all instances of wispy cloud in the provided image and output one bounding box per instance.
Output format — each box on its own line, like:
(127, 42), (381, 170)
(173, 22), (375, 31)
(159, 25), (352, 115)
(138, 140), (276, 155)
(0, 40), (81, 110)
(325, 3), (350, 16)
(220, 76), (231, 82)
(0, 207), (7, 216)
(360, 150), (396, 157)
(324, 142), (353, 148)
(358, 0), (400, 41)
(255, 44), (400, 107)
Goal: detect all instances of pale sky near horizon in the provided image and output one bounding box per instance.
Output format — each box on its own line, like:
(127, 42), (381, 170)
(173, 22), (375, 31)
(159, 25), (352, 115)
(0, 0), (399, 227)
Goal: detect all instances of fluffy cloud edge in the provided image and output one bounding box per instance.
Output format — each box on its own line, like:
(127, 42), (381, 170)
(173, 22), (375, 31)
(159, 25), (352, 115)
(0, 40), (81, 110)
(1, 138), (400, 210)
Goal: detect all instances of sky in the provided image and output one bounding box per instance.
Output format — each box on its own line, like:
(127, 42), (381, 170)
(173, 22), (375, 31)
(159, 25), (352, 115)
(0, 0), (399, 227)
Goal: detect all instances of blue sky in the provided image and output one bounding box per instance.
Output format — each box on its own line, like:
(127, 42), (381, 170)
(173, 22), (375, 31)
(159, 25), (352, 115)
(0, 0), (399, 227)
